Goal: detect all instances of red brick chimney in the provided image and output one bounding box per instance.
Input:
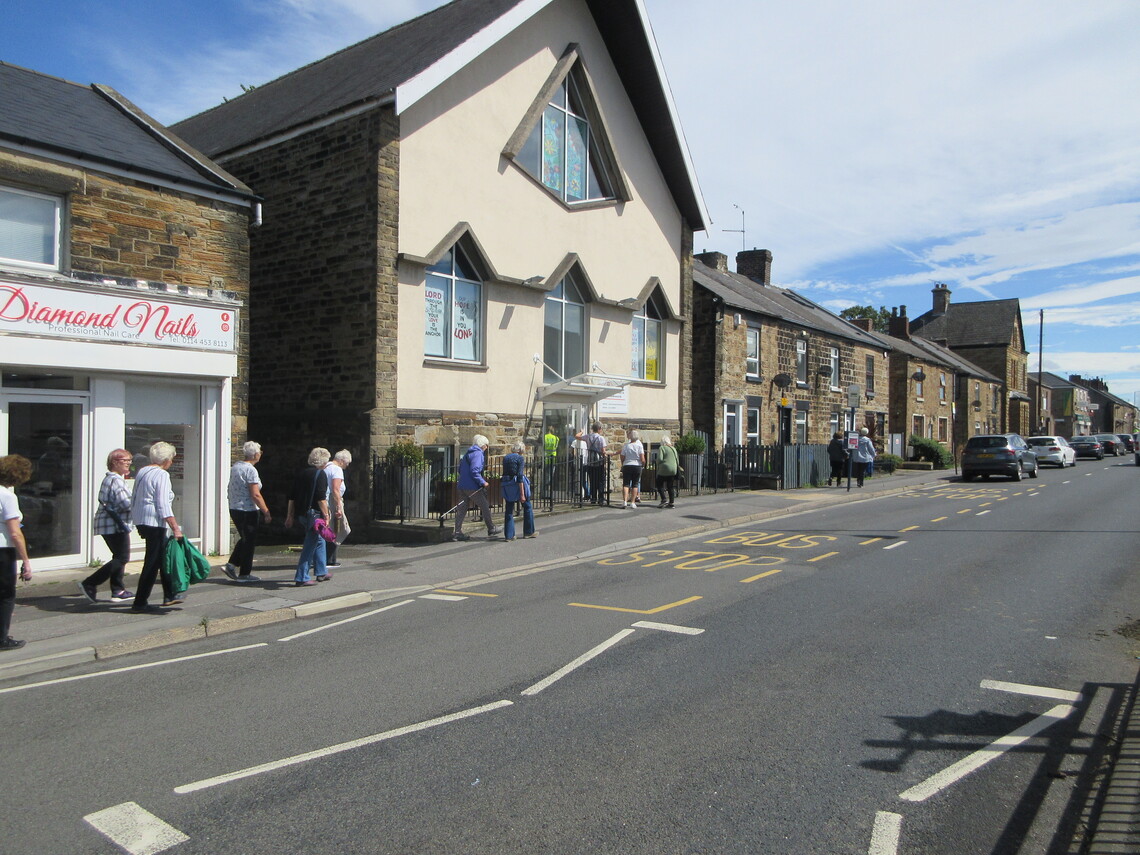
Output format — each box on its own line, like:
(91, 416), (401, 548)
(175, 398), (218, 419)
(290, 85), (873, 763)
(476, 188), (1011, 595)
(736, 249), (773, 285)
(694, 251), (728, 272)
(849, 318), (874, 332)
(932, 283), (951, 315)
(889, 305), (910, 340)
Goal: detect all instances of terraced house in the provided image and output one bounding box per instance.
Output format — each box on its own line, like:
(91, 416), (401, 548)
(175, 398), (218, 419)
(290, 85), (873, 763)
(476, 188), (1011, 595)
(171, 0), (708, 510)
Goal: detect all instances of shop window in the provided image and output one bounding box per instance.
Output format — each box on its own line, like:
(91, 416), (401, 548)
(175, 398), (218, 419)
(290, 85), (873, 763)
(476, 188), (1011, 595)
(544, 275), (586, 382)
(0, 185), (62, 271)
(424, 244), (482, 362)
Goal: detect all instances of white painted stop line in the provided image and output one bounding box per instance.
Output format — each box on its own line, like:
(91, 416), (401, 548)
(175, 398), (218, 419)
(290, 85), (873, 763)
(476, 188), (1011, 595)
(868, 811), (902, 855)
(84, 802), (188, 855)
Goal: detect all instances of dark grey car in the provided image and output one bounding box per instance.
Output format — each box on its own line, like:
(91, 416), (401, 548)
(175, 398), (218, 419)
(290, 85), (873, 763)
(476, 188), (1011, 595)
(961, 434), (1038, 481)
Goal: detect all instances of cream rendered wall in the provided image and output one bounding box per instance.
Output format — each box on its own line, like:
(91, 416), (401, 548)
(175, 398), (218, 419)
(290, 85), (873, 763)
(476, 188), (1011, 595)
(396, 0), (685, 421)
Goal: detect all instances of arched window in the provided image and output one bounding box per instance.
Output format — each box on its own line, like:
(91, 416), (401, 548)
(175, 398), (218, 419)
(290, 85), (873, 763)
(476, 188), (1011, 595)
(424, 244), (482, 362)
(631, 301), (662, 381)
(543, 276), (586, 382)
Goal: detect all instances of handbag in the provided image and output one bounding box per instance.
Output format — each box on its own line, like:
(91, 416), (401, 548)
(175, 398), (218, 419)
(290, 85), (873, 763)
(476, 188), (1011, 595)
(313, 517), (336, 542)
(335, 511), (351, 545)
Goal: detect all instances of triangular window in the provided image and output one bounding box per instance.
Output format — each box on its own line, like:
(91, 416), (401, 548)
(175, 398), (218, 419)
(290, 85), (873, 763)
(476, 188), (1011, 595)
(505, 47), (628, 207)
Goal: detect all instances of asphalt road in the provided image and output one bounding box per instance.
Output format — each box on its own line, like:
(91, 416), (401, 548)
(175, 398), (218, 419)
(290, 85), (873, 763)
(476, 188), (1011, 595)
(3, 460), (1137, 854)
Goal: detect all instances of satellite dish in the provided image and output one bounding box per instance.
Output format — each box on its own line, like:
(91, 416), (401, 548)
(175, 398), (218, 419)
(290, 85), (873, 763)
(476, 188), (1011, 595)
(773, 373), (793, 389)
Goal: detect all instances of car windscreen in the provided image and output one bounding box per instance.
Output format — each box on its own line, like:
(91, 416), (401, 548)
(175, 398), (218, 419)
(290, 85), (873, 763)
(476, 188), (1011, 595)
(1027, 438), (1054, 446)
(966, 437), (1007, 449)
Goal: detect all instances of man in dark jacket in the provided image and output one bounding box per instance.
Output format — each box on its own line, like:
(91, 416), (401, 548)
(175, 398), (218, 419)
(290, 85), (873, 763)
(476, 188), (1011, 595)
(827, 432), (848, 486)
(452, 435), (502, 541)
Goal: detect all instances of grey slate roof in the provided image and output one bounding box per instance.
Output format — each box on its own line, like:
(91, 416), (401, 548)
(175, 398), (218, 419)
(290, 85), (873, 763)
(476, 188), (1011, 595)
(869, 329), (1001, 383)
(170, 0), (706, 228)
(0, 62), (253, 201)
(910, 298), (1025, 351)
(694, 259), (885, 350)
(1032, 371), (1077, 390)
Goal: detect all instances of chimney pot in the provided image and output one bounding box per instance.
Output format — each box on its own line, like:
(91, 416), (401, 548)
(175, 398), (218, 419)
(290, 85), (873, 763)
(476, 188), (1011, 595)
(694, 251), (729, 272)
(736, 248), (773, 286)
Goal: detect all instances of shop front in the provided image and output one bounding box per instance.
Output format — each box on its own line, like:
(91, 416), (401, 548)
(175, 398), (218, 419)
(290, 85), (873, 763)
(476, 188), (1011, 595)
(0, 276), (239, 572)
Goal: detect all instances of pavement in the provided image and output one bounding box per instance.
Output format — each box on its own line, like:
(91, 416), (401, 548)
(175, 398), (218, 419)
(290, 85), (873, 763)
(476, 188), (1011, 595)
(3, 466), (1136, 850)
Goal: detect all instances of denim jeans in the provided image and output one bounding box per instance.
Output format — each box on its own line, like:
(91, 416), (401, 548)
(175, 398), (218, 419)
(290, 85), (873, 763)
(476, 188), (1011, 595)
(295, 511), (326, 582)
(504, 499), (534, 539)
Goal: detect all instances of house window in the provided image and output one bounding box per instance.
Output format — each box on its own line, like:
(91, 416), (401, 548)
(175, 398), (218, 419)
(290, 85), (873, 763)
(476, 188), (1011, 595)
(746, 328), (760, 380)
(828, 347), (839, 388)
(865, 356), (875, 394)
(796, 339), (808, 385)
(424, 244), (481, 362)
(829, 411), (840, 437)
(746, 406), (760, 446)
(0, 186), (62, 270)
(544, 275), (586, 382)
(939, 373), (947, 402)
(519, 72), (615, 203)
(915, 374), (924, 399)
(974, 382), (981, 409)
(794, 409), (808, 443)
(938, 418), (948, 442)
(912, 414), (924, 437)
(631, 301), (661, 381)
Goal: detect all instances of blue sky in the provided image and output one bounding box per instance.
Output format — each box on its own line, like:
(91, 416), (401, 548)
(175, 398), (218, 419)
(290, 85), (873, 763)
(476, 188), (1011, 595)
(4, 0), (1138, 404)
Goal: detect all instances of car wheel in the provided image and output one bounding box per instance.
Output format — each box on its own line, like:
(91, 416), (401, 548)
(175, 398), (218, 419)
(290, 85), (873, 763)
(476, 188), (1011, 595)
(1012, 463), (1023, 481)
(1029, 463), (1038, 478)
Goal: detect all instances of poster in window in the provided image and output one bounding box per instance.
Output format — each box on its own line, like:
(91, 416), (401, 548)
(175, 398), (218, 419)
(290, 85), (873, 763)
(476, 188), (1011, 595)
(452, 280), (479, 362)
(567, 118), (587, 201)
(630, 320), (643, 377)
(424, 276), (448, 357)
(542, 107), (564, 194)
(645, 321), (659, 381)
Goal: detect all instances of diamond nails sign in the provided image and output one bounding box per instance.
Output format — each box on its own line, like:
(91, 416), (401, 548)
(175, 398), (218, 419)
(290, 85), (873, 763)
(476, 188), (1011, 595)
(0, 280), (236, 352)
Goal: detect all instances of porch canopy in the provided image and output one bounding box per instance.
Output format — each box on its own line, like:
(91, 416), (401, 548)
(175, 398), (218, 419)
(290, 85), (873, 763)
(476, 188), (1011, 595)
(536, 372), (628, 405)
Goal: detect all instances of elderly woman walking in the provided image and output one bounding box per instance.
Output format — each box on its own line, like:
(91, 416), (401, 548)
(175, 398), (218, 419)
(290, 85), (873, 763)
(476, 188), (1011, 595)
(655, 434), (680, 509)
(620, 429), (646, 508)
(79, 449), (135, 603)
(285, 448), (331, 586)
(323, 449), (352, 569)
(223, 441), (271, 583)
(451, 435), (501, 541)
(851, 427), (877, 488)
(501, 440), (536, 541)
(0, 455), (34, 650)
(129, 441), (185, 614)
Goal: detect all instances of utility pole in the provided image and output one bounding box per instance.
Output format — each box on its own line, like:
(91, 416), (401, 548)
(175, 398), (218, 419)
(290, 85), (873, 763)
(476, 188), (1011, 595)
(1037, 309), (1044, 432)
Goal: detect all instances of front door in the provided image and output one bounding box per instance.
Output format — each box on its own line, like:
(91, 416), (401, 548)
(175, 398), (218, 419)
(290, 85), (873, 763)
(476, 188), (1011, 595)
(2, 394), (89, 569)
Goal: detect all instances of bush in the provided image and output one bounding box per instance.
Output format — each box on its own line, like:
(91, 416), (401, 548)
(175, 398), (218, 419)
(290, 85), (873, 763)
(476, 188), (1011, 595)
(385, 439), (425, 466)
(878, 452), (904, 473)
(907, 435), (953, 469)
(677, 432), (707, 454)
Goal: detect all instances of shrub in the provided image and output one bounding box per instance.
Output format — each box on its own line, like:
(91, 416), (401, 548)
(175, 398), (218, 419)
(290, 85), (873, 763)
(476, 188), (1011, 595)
(385, 439), (426, 466)
(907, 435), (953, 469)
(877, 452), (904, 473)
(677, 432), (707, 454)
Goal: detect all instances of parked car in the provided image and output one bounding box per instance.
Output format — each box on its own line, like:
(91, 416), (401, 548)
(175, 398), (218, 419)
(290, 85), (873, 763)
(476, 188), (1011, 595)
(961, 434), (1039, 481)
(1116, 434), (1135, 453)
(1027, 435), (1076, 467)
(1096, 434), (1125, 456)
(1068, 436), (1104, 459)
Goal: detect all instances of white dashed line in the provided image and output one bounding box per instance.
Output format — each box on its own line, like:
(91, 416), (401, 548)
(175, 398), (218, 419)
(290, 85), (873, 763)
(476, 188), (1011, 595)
(278, 599), (414, 641)
(883, 541), (907, 550)
(980, 679), (1082, 703)
(868, 811), (902, 855)
(521, 629), (635, 696)
(84, 802), (188, 855)
(631, 621), (705, 635)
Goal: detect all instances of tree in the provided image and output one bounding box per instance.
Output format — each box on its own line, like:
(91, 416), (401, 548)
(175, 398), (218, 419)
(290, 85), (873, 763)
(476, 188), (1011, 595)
(839, 305), (891, 333)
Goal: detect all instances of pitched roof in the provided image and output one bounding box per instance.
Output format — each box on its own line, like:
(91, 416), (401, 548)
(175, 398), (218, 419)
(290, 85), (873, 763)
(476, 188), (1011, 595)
(170, 0), (707, 227)
(910, 298), (1025, 350)
(693, 259), (885, 349)
(873, 330), (1001, 383)
(0, 62), (253, 202)
(1031, 371), (1077, 390)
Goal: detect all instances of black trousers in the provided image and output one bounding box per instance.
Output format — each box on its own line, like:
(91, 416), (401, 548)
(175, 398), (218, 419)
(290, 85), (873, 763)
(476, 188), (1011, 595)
(0, 547), (15, 640)
(829, 460), (846, 482)
(656, 474), (677, 505)
(84, 532), (129, 591)
(586, 464), (606, 503)
(228, 509), (260, 575)
(134, 525), (174, 607)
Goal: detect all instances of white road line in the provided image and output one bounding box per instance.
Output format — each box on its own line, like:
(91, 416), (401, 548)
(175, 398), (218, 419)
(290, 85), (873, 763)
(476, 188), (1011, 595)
(868, 811), (902, 855)
(976, 510), (991, 515)
(0, 644), (267, 696)
(883, 541), (907, 550)
(278, 599), (414, 641)
(980, 679), (1082, 703)
(84, 802), (189, 855)
(175, 700), (513, 794)
(521, 629), (636, 696)
(631, 621), (705, 635)
(899, 703), (1075, 802)
(419, 593), (467, 601)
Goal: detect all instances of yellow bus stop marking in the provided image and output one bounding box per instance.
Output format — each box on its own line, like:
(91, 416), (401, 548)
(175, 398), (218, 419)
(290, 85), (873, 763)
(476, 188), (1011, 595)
(569, 595), (702, 614)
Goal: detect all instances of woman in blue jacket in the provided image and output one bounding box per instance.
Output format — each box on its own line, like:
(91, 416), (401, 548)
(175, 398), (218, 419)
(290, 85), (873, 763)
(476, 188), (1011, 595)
(502, 440), (536, 540)
(451, 435), (501, 541)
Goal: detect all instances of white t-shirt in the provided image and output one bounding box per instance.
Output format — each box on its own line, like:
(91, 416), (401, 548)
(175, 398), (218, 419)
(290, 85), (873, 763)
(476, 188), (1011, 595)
(0, 485), (23, 548)
(324, 462), (345, 500)
(620, 441), (644, 466)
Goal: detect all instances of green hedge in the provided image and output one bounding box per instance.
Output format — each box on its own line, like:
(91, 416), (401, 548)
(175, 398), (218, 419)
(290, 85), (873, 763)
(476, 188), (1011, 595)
(908, 435), (953, 469)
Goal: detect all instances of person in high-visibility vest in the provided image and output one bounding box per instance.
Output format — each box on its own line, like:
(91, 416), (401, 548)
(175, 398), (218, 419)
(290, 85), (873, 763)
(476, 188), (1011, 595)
(543, 430), (559, 461)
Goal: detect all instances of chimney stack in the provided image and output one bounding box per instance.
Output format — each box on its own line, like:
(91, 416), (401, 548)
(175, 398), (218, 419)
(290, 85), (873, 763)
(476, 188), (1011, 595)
(694, 251), (728, 272)
(849, 318), (874, 332)
(932, 283), (951, 315)
(888, 305), (910, 340)
(736, 248), (773, 286)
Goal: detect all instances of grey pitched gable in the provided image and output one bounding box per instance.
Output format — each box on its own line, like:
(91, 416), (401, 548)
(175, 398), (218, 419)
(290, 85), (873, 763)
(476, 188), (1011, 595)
(0, 62), (252, 200)
(910, 299), (1024, 350)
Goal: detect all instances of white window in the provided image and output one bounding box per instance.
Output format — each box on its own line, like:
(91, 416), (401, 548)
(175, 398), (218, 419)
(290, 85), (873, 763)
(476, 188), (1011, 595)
(724, 402), (741, 446)
(544, 276), (586, 382)
(828, 347), (839, 388)
(829, 411), (840, 437)
(518, 72), (616, 204)
(0, 186), (62, 270)
(746, 328), (760, 379)
(796, 339), (808, 385)
(915, 375), (925, 399)
(631, 301), (662, 381)
(939, 372), (947, 401)
(746, 406), (760, 446)
(794, 409), (808, 443)
(424, 244), (482, 362)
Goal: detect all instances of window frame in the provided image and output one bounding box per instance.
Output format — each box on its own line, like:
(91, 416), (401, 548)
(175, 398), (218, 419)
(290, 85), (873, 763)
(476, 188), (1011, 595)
(631, 301), (663, 382)
(828, 347), (840, 390)
(745, 327), (761, 380)
(865, 355), (875, 394)
(423, 243), (484, 363)
(0, 185), (63, 271)
(795, 339), (808, 386)
(543, 276), (588, 383)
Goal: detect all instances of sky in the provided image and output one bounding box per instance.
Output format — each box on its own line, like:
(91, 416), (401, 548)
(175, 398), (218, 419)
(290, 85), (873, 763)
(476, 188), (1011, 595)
(3, 0), (1138, 404)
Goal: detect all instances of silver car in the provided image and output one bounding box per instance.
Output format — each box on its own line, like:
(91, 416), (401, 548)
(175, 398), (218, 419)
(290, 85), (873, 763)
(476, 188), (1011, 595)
(1027, 435), (1076, 467)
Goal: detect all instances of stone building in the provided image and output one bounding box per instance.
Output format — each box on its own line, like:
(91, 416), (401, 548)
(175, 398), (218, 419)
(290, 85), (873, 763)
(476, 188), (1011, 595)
(1031, 372), (1092, 437)
(0, 62), (257, 570)
(171, 0), (707, 515)
(909, 284), (1031, 435)
(1067, 375), (1138, 436)
(692, 250), (889, 447)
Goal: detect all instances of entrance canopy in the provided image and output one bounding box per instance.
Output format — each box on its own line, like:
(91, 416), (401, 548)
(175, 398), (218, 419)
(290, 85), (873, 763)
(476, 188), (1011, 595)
(536, 372), (628, 405)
